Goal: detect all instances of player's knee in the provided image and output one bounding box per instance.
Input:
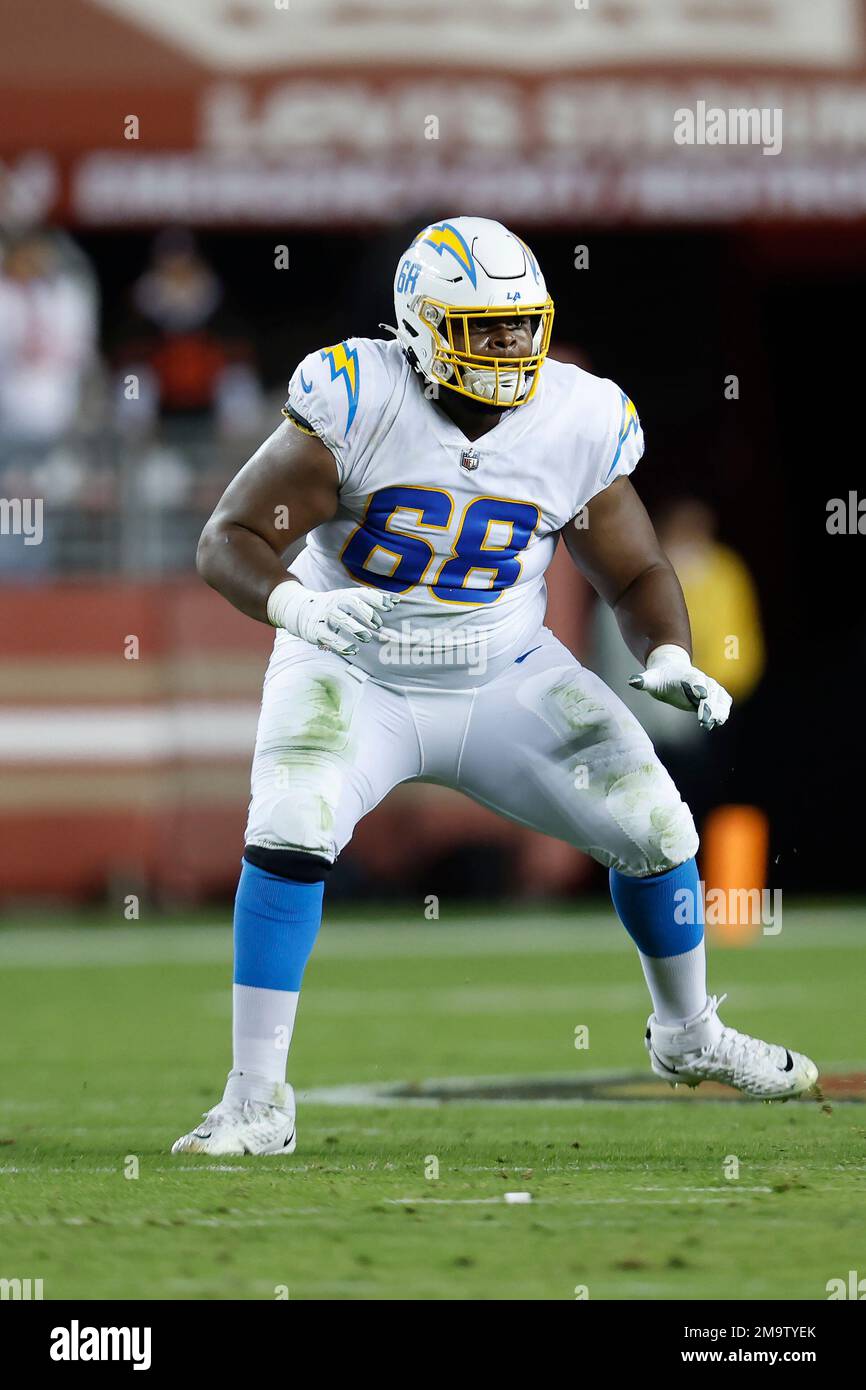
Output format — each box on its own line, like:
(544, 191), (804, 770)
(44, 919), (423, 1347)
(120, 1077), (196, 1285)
(605, 760), (699, 876)
(247, 746), (345, 862)
(636, 808), (698, 876)
(244, 845), (333, 883)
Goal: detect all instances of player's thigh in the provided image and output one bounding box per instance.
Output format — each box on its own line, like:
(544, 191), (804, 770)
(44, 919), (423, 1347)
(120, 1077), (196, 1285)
(245, 637), (419, 861)
(458, 636), (698, 876)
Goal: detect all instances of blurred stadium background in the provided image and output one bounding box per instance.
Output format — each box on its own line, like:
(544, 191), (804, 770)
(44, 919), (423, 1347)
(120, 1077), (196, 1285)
(1, 0), (864, 911)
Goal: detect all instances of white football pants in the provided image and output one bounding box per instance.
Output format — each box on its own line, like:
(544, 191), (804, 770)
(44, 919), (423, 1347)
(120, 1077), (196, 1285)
(245, 628), (699, 877)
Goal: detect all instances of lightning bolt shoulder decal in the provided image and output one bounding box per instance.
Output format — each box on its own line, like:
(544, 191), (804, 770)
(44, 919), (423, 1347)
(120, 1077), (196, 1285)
(604, 390), (641, 482)
(320, 341), (361, 437)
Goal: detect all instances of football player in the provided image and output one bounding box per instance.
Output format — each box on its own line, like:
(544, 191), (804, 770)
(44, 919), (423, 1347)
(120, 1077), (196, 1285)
(173, 217), (816, 1155)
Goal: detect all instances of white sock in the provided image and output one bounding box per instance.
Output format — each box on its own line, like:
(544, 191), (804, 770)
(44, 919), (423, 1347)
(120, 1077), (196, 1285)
(224, 984), (299, 1105)
(638, 941), (708, 1026)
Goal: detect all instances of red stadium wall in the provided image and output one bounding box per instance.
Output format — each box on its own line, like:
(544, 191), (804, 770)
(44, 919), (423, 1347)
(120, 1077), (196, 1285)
(1, 580), (272, 903)
(0, 553), (591, 904)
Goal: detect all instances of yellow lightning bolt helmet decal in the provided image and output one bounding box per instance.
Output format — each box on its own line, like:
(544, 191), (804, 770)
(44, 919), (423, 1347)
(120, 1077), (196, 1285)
(413, 221), (477, 287)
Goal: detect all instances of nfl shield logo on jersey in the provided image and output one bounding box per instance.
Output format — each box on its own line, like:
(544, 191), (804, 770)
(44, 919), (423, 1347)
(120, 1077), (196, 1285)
(460, 448), (480, 472)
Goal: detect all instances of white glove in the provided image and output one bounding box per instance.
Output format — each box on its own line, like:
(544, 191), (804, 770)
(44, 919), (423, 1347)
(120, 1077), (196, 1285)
(628, 643), (732, 732)
(267, 579), (399, 657)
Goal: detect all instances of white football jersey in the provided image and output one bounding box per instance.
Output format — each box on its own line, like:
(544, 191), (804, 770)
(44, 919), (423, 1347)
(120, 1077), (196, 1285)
(281, 337), (644, 689)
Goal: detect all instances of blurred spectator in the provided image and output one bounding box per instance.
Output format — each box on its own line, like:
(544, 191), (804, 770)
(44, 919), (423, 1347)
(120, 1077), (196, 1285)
(0, 230), (98, 442)
(0, 230), (100, 578)
(115, 229), (264, 430)
(591, 497), (766, 831)
(656, 499), (765, 701)
(132, 227), (222, 336)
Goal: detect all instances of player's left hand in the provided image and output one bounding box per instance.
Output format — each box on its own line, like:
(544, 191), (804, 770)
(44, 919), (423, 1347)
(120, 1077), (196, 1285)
(628, 644), (732, 731)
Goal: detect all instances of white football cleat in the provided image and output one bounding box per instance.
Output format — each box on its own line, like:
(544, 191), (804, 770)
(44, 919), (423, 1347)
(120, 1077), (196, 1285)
(645, 994), (818, 1100)
(171, 1095), (296, 1156)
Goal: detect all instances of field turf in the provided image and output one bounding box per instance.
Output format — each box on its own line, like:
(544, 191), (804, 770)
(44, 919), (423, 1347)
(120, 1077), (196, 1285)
(1, 902), (864, 1301)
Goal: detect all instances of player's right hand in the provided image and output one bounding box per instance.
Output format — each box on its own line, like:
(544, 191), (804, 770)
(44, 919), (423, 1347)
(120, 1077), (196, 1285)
(299, 586), (400, 656)
(267, 580), (400, 657)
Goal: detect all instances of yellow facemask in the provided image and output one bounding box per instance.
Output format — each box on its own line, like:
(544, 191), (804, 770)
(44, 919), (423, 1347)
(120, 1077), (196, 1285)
(418, 297), (555, 407)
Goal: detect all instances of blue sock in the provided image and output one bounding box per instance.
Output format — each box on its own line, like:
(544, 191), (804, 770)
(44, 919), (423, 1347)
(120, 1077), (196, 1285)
(233, 859), (323, 991)
(228, 860), (324, 1102)
(609, 857), (707, 1024)
(609, 857), (703, 958)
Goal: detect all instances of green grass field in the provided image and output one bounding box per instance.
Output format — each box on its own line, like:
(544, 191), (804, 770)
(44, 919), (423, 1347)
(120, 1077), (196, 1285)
(1, 902), (864, 1301)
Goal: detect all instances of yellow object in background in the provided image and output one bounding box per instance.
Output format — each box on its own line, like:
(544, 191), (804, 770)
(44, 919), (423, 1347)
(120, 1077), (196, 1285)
(676, 543), (765, 702)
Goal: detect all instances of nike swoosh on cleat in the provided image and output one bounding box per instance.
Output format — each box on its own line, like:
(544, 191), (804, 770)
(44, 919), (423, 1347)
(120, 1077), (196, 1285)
(650, 1045), (678, 1073)
(194, 1132), (212, 1140)
(779, 1050), (794, 1073)
(283, 1130), (295, 1148)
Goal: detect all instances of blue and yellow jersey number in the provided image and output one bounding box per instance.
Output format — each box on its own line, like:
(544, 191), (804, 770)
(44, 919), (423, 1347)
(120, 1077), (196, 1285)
(341, 485), (539, 605)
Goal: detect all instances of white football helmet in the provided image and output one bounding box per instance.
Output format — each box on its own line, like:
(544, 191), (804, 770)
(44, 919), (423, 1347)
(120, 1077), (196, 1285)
(393, 216), (554, 408)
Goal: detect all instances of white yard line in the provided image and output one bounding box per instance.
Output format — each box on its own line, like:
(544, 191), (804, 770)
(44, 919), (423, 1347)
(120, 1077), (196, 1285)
(385, 1195), (743, 1207)
(632, 1185), (773, 1193)
(0, 1163), (319, 1175)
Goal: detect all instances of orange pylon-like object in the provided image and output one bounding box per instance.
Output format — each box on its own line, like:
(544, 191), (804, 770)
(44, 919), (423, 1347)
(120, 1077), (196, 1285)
(701, 804), (770, 946)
